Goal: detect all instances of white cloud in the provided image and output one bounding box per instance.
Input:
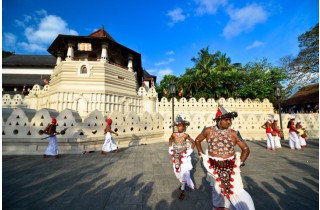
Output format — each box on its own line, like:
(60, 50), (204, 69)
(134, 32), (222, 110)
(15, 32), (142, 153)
(4, 33), (17, 48)
(24, 15), (32, 22)
(18, 42), (47, 52)
(167, 8), (186, 26)
(14, 19), (26, 28)
(223, 4), (268, 38)
(194, 0), (227, 15)
(246, 41), (265, 50)
(8, 10), (78, 53)
(155, 58), (175, 66)
(166, 50), (175, 55)
(148, 68), (174, 82)
(35, 9), (48, 17)
(25, 15), (78, 45)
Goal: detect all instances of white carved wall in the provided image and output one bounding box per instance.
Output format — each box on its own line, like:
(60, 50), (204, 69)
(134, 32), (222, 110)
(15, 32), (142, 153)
(2, 86), (319, 154)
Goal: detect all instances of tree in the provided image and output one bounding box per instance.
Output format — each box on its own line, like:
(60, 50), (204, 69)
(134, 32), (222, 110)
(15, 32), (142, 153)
(236, 58), (288, 104)
(155, 74), (179, 100)
(279, 23), (319, 87)
(2, 50), (13, 58)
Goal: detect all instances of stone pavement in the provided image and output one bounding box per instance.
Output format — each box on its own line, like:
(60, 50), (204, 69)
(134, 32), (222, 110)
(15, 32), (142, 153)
(3, 139), (319, 210)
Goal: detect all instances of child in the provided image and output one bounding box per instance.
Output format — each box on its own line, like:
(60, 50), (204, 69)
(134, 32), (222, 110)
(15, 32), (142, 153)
(101, 118), (119, 154)
(168, 116), (195, 200)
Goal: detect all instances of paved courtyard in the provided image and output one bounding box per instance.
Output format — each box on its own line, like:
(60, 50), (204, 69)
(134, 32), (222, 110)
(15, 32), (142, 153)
(3, 139), (319, 210)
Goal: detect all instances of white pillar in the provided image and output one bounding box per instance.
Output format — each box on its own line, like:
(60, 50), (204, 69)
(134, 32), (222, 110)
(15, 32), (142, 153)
(128, 54), (133, 72)
(66, 43), (74, 61)
(101, 43), (108, 62)
(56, 52), (62, 65)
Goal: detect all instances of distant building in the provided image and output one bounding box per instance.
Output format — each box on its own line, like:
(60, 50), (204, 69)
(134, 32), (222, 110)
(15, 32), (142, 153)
(2, 55), (54, 94)
(282, 83), (319, 113)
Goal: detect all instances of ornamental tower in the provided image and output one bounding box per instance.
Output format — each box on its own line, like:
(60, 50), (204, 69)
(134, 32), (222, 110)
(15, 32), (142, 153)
(25, 26), (146, 118)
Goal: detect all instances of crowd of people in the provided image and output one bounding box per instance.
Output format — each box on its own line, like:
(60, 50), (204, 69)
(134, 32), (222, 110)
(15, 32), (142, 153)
(40, 105), (312, 210)
(281, 104), (319, 114)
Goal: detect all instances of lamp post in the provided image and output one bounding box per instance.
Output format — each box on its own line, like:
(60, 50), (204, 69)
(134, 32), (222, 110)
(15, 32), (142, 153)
(169, 81), (176, 133)
(275, 83), (284, 140)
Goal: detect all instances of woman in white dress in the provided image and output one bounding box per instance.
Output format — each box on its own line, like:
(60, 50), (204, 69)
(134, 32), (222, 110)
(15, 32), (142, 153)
(101, 118), (119, 154)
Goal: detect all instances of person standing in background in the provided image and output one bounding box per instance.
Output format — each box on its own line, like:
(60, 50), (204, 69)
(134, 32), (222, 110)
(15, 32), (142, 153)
(261, 117), (275, 150)
(43, 118), (61, 159)
(287, 116), (301, 150)
(271, 117), (282, 149)
(101, 118), (119, 154)
(296, 119), (307, 147)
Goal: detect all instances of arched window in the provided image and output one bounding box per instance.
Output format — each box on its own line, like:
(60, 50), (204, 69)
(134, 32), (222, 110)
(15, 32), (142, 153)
(77, 63), (90, 76)
(80, 65), (87, 74)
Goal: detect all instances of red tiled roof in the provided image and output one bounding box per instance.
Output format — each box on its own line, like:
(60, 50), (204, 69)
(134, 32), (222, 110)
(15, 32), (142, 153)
(282, 83), (319, 106)
(88, 26), (116, 42)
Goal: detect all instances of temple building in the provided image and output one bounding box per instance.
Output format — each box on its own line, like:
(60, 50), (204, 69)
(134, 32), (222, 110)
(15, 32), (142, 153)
(3, 26), (157, 118)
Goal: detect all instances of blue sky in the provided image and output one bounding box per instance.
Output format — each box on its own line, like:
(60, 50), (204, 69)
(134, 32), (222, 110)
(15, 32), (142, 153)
(2, 0), (319, 83)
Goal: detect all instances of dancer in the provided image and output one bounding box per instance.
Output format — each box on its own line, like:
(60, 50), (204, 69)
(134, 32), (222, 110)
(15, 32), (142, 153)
(43, 118), (61, 159)
(168, 116), (196, 200)
(261, 117), (275, 150)
(195, 106), (255, 210)
(296, 119), (307, 147)
(287, 115), (301, 150)
(271, 117), (282, 149)
(101, 118), (119, 154)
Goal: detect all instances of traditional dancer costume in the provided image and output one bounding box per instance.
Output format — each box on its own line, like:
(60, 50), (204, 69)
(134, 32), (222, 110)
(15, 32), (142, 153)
(287, 116), (301, 150)
(262, 118), (275, 150)
(296, 120), (307, 147)
(43, 118), (59, 158)
(196, 106), (255, 210)
(271, 118), (282, 149)
(168, 116), (195, 200)
(102, 118), (119, 153)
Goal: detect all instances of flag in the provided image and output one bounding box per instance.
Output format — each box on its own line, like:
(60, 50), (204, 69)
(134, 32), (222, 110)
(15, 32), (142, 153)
(22, 85), (26, 94)
(43, 78), (49, 84)
(163, 88), (167, 95)
(179, 88), (183, 97)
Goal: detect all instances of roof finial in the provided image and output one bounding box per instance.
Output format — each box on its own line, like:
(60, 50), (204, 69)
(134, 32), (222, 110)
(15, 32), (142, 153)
(102, 25), (104, 30)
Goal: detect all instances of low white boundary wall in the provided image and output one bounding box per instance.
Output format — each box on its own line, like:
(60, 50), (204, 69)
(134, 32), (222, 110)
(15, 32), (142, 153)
(2, 87), (319, 155)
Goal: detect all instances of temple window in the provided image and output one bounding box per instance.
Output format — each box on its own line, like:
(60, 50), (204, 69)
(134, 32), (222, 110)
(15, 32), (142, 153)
(80, 65), (87, 74)
(77, 63), (90, 76)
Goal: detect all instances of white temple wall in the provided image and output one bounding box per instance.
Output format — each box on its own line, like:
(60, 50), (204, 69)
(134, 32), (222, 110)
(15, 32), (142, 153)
(2, 86), (319, 155)
(2, 107), (165, 154)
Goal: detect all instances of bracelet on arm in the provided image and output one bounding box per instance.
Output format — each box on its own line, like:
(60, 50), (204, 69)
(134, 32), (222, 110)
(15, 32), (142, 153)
(240, 161), (246, 167)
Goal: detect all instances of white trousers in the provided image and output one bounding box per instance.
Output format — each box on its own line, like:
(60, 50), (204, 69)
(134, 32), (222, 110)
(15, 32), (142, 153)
(169, 144), (195, 190)
(45, 136), (58, 156)
(299, 136), (307, 146)
(266, 133), (275, 150)
(202, 152), (255, 210)
(102, 132), (118, 152)
(274, 135), (282, 148)
(289, 132), (301, 150)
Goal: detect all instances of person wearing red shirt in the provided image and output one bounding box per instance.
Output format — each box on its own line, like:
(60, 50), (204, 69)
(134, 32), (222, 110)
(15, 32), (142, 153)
(287, 116), (301, 150)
